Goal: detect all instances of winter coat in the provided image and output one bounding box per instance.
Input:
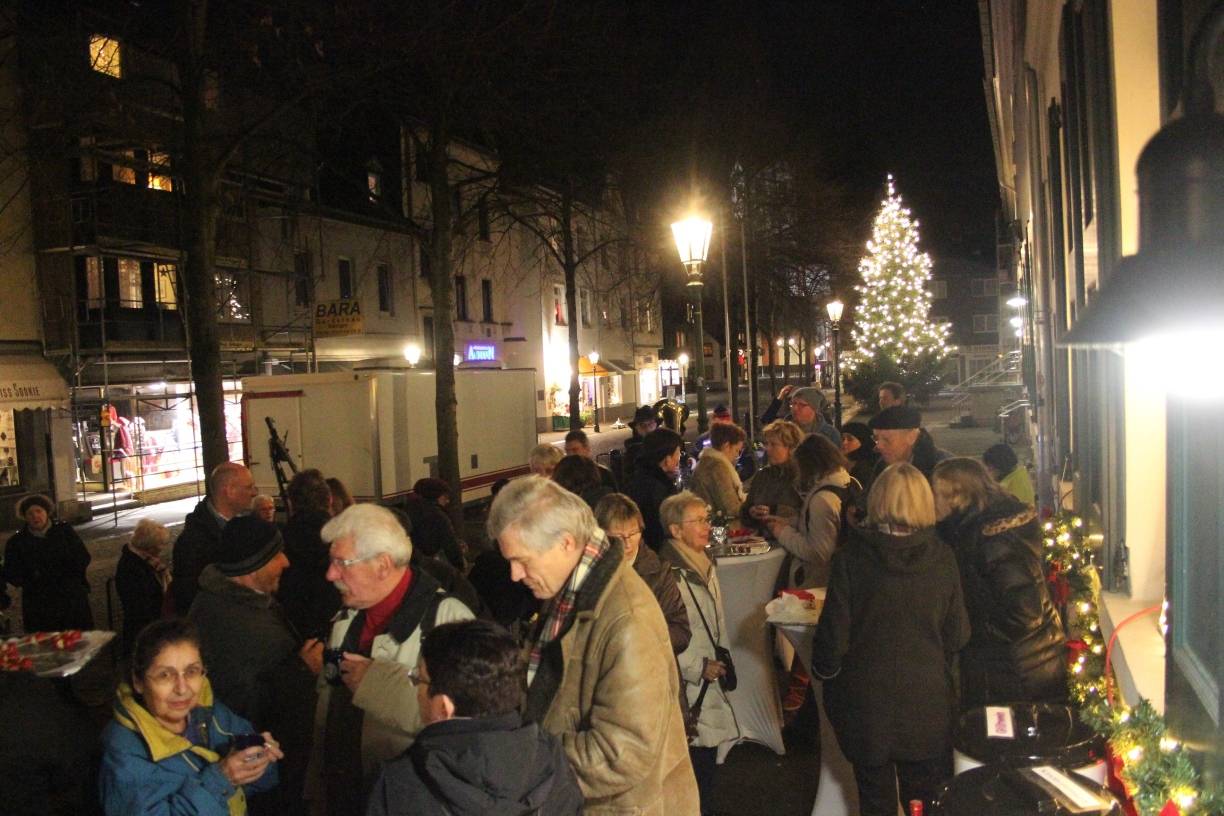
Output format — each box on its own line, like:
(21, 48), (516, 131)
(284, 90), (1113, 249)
(2, 521), (92, 632)
(857, 429), (952, 512)
(99, 679), (279, 816)
(999, 465), (1036, 507)
(937, 498), (1067, 707)
(847, 448), (880, 494)
(365, 712), (584, 816)
(311, 570), (474, 813)
(276, 509), (339, 640)
(188, 565), (314, 732)
(115, 545), (168, 655)
(739, 462), (802, 535)
(660, 540), (741, 751)
(812, 526), (970, 767)
(171, 500), (224, 615)
(524, 541), (700, 815)
(690, 447), (746, 521)
(774, 468), (853, 589)
(631, 543), (692, 655)
(625, 463), (679, 552)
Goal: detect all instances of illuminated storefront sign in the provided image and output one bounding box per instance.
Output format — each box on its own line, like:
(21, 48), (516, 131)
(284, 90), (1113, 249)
(466, 343), (496, 362)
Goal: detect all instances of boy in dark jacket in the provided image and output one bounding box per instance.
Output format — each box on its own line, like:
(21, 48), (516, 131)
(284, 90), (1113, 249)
(366, 620), (583, 816)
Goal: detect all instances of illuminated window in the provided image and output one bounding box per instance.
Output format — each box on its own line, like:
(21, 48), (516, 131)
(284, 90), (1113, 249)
(215, 272), (250, 322)
(148, 152), (173, 191)
(89, 35), (122, 78)
(367, 170), (382, 202)
(84, 256), (104, 309)
(553, 284), (567, 326)
(154, 264), (177, 309)
(118, 258), (142, 308)
(112, 150), (136, 185)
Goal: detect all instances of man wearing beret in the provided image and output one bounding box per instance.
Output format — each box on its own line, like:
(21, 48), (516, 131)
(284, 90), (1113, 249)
(189, 515), (318, 813)
(866, 405), (953, 485)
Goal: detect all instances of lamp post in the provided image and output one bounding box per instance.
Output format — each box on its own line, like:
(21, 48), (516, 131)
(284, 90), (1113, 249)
(672, 215), (713, 433)
(677, 351), (689, 404)
(826, 299), (844, 427)
(588, 350), (601, 433)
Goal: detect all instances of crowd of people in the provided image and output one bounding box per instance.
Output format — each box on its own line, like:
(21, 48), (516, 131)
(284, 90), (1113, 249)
(0, 377), (1060, 816)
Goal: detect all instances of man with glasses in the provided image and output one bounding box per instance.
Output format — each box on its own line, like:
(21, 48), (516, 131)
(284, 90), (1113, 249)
(366, 620), (584, 815)
(759, 385), (841, 447)
(311, 503), (473, 815)
(864, 405), (952, 491)
(489, 477), (700, 814)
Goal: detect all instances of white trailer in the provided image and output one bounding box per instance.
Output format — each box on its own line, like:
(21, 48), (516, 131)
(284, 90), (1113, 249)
(240, 367), (537, 504)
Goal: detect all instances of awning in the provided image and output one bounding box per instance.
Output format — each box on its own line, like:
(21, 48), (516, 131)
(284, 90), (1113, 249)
(0, 355), (70, 410)
(578, 356), (610, 376)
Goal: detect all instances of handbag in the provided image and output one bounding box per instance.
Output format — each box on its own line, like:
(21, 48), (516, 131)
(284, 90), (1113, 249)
(681, 573), (737, 692)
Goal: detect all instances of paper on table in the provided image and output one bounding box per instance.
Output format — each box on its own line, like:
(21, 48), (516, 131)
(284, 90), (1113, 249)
(1025, 765), (1110, 813)
(765, 591), (825, 624)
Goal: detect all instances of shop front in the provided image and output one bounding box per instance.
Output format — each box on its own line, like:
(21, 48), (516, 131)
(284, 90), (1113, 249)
(0, 355), (75, 529)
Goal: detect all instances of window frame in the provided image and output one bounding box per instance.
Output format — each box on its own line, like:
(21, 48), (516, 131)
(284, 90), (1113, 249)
(337, 257), (354, 301)
(377, 263), (394, 315)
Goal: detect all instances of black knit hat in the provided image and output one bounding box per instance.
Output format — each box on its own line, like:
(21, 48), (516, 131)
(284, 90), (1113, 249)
(215, 516), (283, 577)
(869, 405), (922, 430)
(840, 421), (874, 450)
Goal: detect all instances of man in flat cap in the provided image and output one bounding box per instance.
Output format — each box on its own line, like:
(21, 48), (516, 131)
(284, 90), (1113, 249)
(867, 406), (952, 483)
(189, 515), (317, 812)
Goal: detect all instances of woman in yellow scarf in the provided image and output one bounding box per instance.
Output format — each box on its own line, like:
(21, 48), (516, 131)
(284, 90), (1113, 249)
(99, 618), (283, 815)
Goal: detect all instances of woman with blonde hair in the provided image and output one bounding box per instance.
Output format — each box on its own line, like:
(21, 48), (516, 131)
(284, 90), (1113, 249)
(527, 443), (564, 478)
(740, 420), (803, 535)
(812, 463), (970, 816)
(933, 457), (1065, 707)
(115, 519), (173, 656)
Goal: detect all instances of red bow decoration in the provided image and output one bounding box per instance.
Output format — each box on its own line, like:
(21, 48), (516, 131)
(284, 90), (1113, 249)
(1104, 744), (1140, 816)
(1047, 562), (1072, 606)
(1066, 639), (1088, 666)
(1160, 801), (1182, 816)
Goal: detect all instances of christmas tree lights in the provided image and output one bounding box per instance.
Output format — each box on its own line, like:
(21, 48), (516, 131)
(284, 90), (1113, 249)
(847, 176), (951, 370)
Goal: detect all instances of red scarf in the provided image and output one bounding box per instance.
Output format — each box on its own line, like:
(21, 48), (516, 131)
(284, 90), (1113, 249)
(358, 567), (413, 652)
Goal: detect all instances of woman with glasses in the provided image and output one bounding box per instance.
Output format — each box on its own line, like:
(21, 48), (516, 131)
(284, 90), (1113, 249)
(741, 420), (804, 537)
(594, 494), (690, 655)
(658, 491), (740, 815)
(99, 617), (283, 815)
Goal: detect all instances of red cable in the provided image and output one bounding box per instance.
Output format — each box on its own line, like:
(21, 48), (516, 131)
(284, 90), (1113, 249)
(1103, 603), (1163, 708)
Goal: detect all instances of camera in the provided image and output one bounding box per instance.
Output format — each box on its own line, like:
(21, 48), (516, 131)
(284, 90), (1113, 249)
(232, 733), (265, 762)
(715, 646), (737, 692)
(323, 647), (345, 686)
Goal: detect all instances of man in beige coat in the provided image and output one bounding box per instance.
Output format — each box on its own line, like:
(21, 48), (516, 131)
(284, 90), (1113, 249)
(488, 476), (700, 815)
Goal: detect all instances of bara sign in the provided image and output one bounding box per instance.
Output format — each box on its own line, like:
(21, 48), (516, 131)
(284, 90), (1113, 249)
(314, 299), (363, 338)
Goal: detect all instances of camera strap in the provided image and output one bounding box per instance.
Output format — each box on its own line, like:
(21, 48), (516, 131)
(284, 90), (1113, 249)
(680, 570), (720, 658)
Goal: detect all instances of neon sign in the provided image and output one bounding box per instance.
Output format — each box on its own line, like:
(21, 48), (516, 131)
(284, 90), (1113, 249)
(466, 343), (496, 361)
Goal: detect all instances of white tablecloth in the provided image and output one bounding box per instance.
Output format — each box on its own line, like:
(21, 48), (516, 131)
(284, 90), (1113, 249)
(714, 547), (787, 761)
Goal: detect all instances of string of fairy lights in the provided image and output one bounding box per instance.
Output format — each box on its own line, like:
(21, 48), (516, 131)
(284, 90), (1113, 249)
(846, 175), (950, 370)
(1042, 513), (1223, 815)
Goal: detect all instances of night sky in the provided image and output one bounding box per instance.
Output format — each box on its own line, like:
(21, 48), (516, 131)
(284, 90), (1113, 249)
(648, 0), (1000, 261)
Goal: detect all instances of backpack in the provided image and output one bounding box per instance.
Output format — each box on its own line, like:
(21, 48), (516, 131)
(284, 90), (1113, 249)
(810, 478), (864, 550)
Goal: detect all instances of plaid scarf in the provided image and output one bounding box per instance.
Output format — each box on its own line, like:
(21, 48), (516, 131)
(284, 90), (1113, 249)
(527, 528), (611, 686)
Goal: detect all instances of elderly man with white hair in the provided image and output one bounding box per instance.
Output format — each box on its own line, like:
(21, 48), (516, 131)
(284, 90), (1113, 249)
(310, 503), (473, 816)
(488, 476), (699, 815)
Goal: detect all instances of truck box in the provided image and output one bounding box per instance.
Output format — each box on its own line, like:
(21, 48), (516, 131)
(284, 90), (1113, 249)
(240, 367), (536, 504)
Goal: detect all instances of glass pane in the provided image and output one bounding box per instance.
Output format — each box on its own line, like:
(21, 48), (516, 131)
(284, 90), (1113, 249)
(118, 258), (142, 308)
(154, 264), (177, 309)
(89, 35), (122, 78)
(0, 409), (19, 487)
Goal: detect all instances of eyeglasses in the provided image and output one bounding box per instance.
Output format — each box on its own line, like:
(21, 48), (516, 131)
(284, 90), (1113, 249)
(146, 665), (206, 687)
(407, 668), (429, 687)
(329, 553), (379, 570)
(682, 516), (711, 526)
(617, 528), (644, 543)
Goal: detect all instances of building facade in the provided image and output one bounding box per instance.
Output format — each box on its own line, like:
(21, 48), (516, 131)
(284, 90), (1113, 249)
(981, 0), (1223, 777)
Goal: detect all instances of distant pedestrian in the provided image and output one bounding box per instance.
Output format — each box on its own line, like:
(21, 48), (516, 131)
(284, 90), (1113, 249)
(564, 429), (619, 491)
(625, 428), (683, 551)
(252, 494), (277, 524)
(115, 518), (172, 656)
(877, 381), (906, 410)
(982, 443), (1035, 506)
(553, 454), (614, 508)
(2, 494), (92, 633)
(621, 405), (659, 480)
(366, 620), (584, 816)
(326, 477), (354, 512)
(402, 477), (466, 570)
(529, 443), (564, 478)
(171, 462), (257, 614)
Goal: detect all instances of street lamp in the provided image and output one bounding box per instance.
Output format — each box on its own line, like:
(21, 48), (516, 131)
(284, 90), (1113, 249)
(403, 343), (422, 367)
(588, 350), (601, 433)
(677, 351), (689, 404)
(826, 299), (845, 427)
(672, 215), (713, 433)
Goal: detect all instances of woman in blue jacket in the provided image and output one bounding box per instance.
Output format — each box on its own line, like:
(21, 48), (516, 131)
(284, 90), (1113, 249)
(99, 618), (283, 815)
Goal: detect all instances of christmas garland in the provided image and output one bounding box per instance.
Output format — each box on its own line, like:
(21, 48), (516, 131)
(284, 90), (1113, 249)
(1043, 512), (1224, 816)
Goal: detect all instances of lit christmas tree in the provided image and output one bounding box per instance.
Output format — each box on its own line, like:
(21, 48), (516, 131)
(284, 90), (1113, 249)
(844, 176), (951, 403)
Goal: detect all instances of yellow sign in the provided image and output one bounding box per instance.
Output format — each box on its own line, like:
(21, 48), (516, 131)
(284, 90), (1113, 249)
(314, 299), (364, 338)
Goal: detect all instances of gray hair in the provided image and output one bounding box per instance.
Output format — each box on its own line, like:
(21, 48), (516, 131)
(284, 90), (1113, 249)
(131, 518), (171, 554)
(487, 475), (597, 553)
(659, 490), (706, 534)
(252, 494), (275, 509)
(528, 443), (564, 472)
(321, 503), (413, 567)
